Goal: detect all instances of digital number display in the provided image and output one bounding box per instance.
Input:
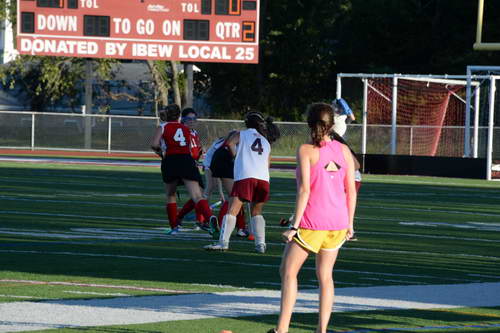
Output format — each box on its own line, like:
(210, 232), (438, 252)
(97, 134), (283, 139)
(84, 15), (110, 37)
(16, 0), (260, 64)
(37, 0), (63, 9)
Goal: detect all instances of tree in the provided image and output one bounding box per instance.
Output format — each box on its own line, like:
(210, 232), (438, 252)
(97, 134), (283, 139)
(1, 1), (183, 112)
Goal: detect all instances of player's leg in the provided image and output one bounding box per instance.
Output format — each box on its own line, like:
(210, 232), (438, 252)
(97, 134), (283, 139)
(217, 177), (234, 228)
(315, 248), (340, 333)
(219, 195), (244, 245)
(203, 167), (215, 200)
(250, 202), (267, 253)
(184, 178), (213, 216)
(274, 241), (310, 333)
(164, 181), (179, 234)
(235, 208), (248, 237)
(250, 179), (271, 253)
(176, 199), (196, 223)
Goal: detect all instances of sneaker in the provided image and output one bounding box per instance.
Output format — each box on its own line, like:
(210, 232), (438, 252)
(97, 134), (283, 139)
(197, 222), (211, 232)
(209, 216), (219, 234)
(165, 227), (180, 235)
(236, 228), (249, 237)
(255, 243), (266, 254)
(266, 329), (278, 333)
(204, 242), (228, 251)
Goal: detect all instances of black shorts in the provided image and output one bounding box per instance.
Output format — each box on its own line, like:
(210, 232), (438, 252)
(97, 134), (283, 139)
(210, 147), (234, 179)
(161, 154), (203, 184)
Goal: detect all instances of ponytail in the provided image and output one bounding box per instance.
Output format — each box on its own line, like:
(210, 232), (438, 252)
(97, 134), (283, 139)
(245, 112), (280, 144)
(307, 103), (334, 147)
(265, 116), (280, 144)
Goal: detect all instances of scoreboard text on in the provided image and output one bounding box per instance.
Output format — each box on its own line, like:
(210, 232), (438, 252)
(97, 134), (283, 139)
(16, 0), (260, 63)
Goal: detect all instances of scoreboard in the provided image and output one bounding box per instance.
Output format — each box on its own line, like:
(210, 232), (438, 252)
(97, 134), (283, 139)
(16, 0), (260, 63)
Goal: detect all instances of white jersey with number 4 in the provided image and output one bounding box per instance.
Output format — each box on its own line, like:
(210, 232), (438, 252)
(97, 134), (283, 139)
(234, 128), (271, 182)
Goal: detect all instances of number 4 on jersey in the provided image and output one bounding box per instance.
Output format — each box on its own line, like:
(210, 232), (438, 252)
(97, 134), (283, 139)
(251, 138), (264, 155)
(174, 128), (187, 146)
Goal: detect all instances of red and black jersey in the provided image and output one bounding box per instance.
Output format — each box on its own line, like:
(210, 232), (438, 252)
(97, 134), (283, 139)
(162, 122), (192, 156)
(190, 129), (203, 161)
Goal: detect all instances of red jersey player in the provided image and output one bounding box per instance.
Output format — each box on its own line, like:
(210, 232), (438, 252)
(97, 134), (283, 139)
(150, 104), (216, 235)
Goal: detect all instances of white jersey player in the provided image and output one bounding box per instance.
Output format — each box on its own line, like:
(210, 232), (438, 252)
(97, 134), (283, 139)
(205, 112), (280, 253)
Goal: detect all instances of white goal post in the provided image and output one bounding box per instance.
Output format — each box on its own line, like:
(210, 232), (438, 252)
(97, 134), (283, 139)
(337, 73), (484, 156)
(465, 66), (500, 180)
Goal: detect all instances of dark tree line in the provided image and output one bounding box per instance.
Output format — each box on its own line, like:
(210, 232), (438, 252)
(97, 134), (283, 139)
(201, 0), (500, 120)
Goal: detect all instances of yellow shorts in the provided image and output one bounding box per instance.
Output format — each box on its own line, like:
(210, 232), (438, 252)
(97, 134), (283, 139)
(293, 228), (348, 254)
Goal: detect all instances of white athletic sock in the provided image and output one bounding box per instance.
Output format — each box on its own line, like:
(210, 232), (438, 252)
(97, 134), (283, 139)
(251, 215), (266, 245)
(219, 214), (236, 246)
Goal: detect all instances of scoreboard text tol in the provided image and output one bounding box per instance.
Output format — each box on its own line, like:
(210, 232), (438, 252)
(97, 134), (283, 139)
(17, 0), (260, 63)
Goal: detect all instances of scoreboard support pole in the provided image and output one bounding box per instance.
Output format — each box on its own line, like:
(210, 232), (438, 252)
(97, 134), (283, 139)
(84, 59), (93, 149)
(184, 63), (194, 108)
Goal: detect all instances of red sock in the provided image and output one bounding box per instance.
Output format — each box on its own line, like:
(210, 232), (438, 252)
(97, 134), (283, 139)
(196, 212), (205, 223)
(166, 203), (178, 229)
(236, 208), (246, 229)
(177, 199), (195, 220)
(355, 181), (362, 193)
(195, 199), (213, 222)
(218, 201), (229, 228)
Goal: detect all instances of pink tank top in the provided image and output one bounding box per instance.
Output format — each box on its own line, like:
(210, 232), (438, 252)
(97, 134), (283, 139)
(297, 140), (349, 231)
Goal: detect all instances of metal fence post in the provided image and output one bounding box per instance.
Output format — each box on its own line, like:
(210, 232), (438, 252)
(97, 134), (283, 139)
(391, 77), (398, 155)
(486, 76), (496, 181)
(108, 116), (112, 153)
(31, 113), (35, 150)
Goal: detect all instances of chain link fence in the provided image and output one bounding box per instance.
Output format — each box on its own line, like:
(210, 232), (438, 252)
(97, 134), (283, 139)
(0, 111), (494, 158)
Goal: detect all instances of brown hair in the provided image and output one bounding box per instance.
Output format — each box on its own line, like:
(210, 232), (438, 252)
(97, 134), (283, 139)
(162, 103), (181, 122)
(307, 103), (334, 147)
(245, 111), (281, 144)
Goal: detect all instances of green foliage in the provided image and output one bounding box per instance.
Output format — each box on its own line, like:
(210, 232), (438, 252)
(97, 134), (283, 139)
(200, 0), (500, 121)
(0, 56), (118, 111)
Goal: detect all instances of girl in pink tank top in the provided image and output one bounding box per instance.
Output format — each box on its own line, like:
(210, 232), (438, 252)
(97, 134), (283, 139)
(298, 139), (349, 231)
(270, 103), (357, 333)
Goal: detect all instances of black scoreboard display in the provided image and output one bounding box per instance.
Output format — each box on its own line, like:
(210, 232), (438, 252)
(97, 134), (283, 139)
(17, 0), (260, 63)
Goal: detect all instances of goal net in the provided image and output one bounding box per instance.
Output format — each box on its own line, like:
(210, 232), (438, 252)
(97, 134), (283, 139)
(366, 77), (467, 157)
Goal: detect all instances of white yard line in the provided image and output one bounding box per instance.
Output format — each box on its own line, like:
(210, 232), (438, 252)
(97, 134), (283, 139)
(1, 282), (499, 332)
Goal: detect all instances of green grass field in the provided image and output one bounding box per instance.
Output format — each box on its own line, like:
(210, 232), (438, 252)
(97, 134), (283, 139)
(1, 160), (500, 332)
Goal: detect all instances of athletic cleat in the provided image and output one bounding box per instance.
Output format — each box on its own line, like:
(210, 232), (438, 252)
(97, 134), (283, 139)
(204, 242), (228, 251)
(197, 222), (211, 232)
(236, 228), (249, 237)
(255, 243), (266, 254)
(165, 227), (180, 235)
(209, 216), (219, 234)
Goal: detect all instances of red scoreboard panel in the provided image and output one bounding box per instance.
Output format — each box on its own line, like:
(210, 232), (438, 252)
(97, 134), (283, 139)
(16, 0), (259, 63)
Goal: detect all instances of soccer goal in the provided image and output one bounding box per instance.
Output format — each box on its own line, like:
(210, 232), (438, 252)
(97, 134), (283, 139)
(336, 73), (484, 158)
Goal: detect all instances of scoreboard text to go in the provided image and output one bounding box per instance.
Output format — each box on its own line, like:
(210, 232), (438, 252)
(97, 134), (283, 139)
(17, 0), (260, 64)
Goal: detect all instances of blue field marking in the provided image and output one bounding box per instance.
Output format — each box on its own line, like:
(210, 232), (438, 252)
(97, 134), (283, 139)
(336, 323), (500, 332)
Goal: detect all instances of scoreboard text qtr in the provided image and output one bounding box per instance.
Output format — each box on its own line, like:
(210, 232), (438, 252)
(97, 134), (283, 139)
(17, 0), (260, 64)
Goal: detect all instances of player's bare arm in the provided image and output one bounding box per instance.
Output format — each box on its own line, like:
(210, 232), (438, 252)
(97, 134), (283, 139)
(226, 131), (240, 157)
(151, 126), (163, 158)
(282, 144), (312, 243)
(341, 143), (357, 239)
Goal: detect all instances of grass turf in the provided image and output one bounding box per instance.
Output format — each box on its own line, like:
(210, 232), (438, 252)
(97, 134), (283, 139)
(1, 161), (500, 332)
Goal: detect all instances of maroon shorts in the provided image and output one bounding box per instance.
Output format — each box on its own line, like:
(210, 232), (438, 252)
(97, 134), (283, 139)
(231, 178), (270, 203)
